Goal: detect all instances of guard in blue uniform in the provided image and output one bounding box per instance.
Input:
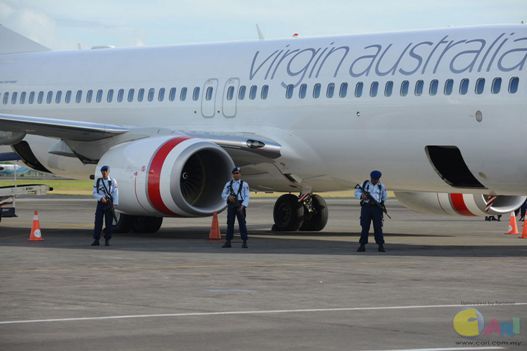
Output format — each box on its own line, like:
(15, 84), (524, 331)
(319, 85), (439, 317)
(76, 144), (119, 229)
(355, 170), (387, 252)
(92, 165), (119, 246)
(221, 166), (250, 248)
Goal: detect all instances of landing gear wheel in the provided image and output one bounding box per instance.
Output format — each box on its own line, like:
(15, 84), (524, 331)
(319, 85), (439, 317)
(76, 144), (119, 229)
(131, 216), (163, 233)
(300, 194), (328, 231)
(112, 212), (132, 233)
(272, 194), (304, 231)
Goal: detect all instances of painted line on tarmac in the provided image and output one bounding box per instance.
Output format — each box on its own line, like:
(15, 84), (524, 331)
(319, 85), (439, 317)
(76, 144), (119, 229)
(360, 347), (504, 351)
(0, 302), (525, 325)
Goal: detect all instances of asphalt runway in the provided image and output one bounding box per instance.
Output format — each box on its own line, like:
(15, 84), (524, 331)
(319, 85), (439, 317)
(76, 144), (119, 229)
(1, 197), (526, 351)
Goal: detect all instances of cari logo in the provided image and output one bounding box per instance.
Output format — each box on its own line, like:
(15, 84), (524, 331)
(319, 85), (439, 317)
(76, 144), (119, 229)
(453, 308), (521, 337)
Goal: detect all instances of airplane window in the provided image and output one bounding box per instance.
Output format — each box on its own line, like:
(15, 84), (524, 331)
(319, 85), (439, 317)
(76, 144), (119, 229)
(2, 92), (8, 104)
(107, 89), (114, 103)
(20, 92), (26, 104)
(355, 82), (363, 97)
(192, 87), (200, 101)
(370, 81), (379, 97)
(46, 91), (53, 104)
(249, 85), (257, 100)
(459, 78), (469, 95)
(117, 89), (124, 102)
(339, 82), (348, 98)
(37, 91), (44, 104)
(400, 80), (409, 96)
(128, 88), (135, 102)
(299, 83), (307, 99)
(509, 77), (519, 94)
(65, 90), (72, 103)
(75, 90), (82, 103)
(206, 86), (213, 101)
(138, 88), (145, 102)
(86, 90), (93, 103)
(475, 78), (485, 95)
(96, 89), (103, 103)
(29, 91), (35, 104)
(55, 91), (62, 104)
(491, 78), (501, 94)
(313, 83), (321, 98)
(226, 86), (235, 101)
(148, 88), (155, 102)
(444, 79), (454, 95)
(261, 85), (269, 99)
(158, 88), (165, 102)
(11, 91), (18, 104)
(384, 81), (393, 97)
(326, 83), (335, 98)
(238, 85), (246, 100)
(429, 80), (439, 96)
(286, 84), (294, 99)
(169, 87), (177, 101)
(414, 80), (424, 96)
(180, 87), (187, 101)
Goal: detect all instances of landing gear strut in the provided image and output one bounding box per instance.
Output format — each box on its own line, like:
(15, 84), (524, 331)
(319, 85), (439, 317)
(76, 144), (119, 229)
(272, 193), (328, 232)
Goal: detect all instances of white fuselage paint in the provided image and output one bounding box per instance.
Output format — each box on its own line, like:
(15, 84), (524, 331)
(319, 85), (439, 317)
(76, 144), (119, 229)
(1, 25), (526, 194)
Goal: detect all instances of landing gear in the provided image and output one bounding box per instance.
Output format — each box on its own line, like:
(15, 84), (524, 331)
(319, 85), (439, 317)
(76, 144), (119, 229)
(299, 194), (328, 231)
(111, 213), (163, 233)
(271, 193), (328, 232)
(272, 194), (305, 231)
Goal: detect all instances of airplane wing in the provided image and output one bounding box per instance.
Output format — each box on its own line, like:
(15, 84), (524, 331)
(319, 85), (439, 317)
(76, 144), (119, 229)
(0, 113), (129, 141)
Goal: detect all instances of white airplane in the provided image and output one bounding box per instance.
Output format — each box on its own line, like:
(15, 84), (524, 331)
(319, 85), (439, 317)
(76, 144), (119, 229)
(0, 163), (30, 176)
(0, 24), (526, 233)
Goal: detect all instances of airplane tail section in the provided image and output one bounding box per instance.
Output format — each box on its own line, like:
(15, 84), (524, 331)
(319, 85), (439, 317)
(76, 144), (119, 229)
(0, 24), (50, 54)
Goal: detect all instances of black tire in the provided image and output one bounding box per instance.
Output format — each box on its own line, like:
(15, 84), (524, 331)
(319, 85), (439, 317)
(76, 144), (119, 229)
(272, 194), (304, 231)
(300, 194), (328, 231)
(112, 212), (132, 233)
(131, 216), (163, 233)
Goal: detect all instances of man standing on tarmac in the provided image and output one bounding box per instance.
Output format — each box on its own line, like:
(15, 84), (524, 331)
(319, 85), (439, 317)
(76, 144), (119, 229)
(92, 165), (119, 246)
(355, 170), (387, 253)
(221, 166), (250, 248)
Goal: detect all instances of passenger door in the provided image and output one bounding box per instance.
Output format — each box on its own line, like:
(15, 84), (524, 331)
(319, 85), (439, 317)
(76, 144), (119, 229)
(201, 79), (218, 118)
(222, 78), (239, 118)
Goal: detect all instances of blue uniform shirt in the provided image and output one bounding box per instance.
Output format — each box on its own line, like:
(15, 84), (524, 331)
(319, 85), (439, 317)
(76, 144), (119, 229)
(355, 181), (387, 204)
(222, 179), (250, 207)
(93, 177), (119, 205)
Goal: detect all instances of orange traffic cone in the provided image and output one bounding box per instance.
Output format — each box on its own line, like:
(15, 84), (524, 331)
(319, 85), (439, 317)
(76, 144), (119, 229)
(208, 212), (221, 240)
(29, 210), (43, 241)
(505, 212), (519, 235)
(520, 218), (527, 239)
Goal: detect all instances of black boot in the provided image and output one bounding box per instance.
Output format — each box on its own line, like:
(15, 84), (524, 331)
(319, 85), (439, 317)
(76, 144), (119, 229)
(378, 244), (386, 252)
(105, 239), (110, 246)
(222, 240), (232, 248)
(357, 244), (365, 252)
(242, 240), (248, 248)
(91, 240), (100, 246)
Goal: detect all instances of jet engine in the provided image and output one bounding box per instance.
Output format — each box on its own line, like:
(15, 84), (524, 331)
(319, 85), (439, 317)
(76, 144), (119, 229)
(395, 192), (527, 216)
(96, 136), (234, 217)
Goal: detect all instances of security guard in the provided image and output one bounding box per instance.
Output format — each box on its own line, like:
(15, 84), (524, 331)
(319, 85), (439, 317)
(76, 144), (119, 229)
(92, 165), (119, 246)
(355, 170), (387, 252)
(221, 166), (250, 248)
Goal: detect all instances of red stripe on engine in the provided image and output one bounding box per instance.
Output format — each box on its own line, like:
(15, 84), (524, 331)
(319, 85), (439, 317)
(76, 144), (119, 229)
(147, 137), (189, 215)
(449, 193), (475, 216)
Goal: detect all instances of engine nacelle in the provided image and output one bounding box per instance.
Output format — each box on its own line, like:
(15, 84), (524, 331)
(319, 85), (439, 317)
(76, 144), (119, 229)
(395, 192), (527, 216)
(96, 136), (234, 217)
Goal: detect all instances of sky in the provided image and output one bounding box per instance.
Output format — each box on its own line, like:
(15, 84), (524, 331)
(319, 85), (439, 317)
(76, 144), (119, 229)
(0, 0), (526, 50)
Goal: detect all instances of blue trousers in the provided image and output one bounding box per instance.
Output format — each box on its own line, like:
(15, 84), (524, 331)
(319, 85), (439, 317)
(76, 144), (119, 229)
(226, 205), (248, 241)
(360, 204), (384, 245)
(93, 202), (113, 241)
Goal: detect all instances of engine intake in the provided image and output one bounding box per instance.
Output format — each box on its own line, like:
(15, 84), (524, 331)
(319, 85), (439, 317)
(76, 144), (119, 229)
(395, 192), (527, 216)
(97, 136), (234, 217)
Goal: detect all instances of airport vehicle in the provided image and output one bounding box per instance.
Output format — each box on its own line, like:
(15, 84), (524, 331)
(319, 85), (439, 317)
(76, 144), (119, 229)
(0, 164), (30, 176)
(0, 24), (526, 232)
(0, 184), (51, 222)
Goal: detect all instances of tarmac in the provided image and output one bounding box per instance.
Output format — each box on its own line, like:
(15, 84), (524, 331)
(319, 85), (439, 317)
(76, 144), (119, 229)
(0, 196), (526, 351)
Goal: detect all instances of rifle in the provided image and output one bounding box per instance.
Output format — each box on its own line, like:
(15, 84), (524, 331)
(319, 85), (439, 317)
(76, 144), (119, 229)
(356, 183), (391, 219)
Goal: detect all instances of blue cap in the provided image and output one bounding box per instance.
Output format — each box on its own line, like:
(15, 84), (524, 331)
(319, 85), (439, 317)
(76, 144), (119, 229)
(370, 170), (382, 179)
(100, 165), (110, 172)
(232, 166), (241, 174)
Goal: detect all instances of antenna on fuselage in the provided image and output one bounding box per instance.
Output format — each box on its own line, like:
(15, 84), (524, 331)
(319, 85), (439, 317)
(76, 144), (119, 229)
(256, 24), (264, 40)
